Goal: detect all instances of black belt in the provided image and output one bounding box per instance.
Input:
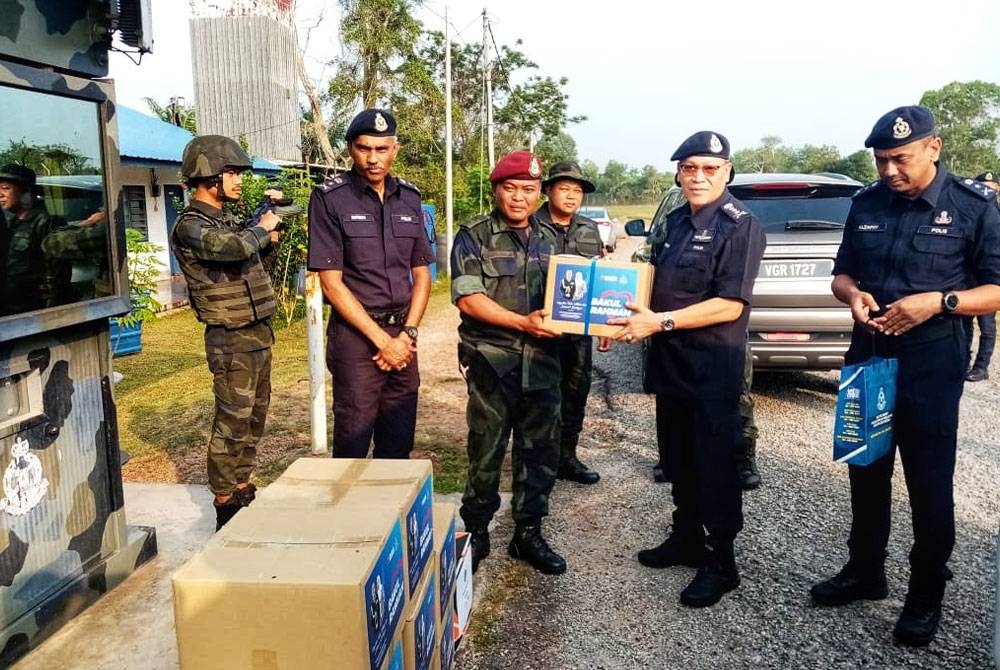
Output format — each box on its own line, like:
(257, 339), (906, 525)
(367, 307), (408, 326)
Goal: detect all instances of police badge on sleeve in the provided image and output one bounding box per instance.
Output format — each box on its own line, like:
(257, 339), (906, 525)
(0, 437), (49, 515)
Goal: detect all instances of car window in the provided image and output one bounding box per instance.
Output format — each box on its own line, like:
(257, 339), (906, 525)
(728, 184), (859, 234)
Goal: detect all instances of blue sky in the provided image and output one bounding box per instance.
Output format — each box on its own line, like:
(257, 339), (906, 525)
(110, 0), (1000, 171)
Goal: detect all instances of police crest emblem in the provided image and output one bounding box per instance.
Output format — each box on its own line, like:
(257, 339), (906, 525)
(934, 210), (953, 225)
(0, 437), (49, 516)
(892, 116), (912, 140)
(374, 112), (389, 132)
(529, 156), (541, 177)
(709, 134), (723, 153)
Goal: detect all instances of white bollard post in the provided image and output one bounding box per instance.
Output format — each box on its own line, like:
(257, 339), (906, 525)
(305, 271), (328, 455)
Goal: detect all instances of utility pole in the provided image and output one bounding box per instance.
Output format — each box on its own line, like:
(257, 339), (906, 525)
(445, 6), (454, 265)
(483, 8), (495, 168)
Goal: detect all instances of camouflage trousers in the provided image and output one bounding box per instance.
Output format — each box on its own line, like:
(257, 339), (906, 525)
(459, 350), (561, 528)
(556, 335), (592, 457)
(740, 341), (758, 443)
(206, 348), (272, 495)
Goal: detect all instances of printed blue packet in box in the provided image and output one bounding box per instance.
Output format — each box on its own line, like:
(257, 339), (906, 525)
(543, 255), (654, 337)
(833, 355), (898, 466)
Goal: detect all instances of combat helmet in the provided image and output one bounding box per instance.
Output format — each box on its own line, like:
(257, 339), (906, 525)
(181, 135), (252, 179)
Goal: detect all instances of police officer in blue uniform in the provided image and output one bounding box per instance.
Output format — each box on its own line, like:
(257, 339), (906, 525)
(609, 131), (766, 608)
(963, 170), (1000, 382)
(307, 109), (435, 458)
(810, 106), (1000, 646)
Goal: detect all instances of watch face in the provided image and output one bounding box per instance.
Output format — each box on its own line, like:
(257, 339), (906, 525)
(945, 294), (959, 311)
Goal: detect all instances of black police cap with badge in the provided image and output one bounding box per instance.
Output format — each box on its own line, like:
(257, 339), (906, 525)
(975, 170), (998, 185)
(345, 108), (397, 143)
(864, 105), (936, 150)
(670, 131), (734, 184)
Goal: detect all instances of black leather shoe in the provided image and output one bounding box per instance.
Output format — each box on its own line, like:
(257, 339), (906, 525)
(893, 602), (941, 646)
(214, 497), (242, 531)
(652, 464), (671, 483)
(469, 527), (490, 574)
(508, 523), (566, 575)
(966, 366), (989, 382)
(637, 533), (705, 569)
(557, 456), (600, 485)
(810, 564), (888, 606)
(680, 552), (740, 607)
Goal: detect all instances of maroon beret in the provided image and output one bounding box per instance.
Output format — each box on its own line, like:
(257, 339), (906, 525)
(490, 151), (543, 184)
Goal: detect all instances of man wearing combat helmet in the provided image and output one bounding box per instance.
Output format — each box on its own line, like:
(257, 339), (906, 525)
(170, 135), (286, 530)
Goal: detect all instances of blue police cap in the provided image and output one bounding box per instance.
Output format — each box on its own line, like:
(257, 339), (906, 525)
(670, 131), (731, 162)
(975, 170), (998, 184)
(864, 105), (935, 150)
(345, 108), (397, 143)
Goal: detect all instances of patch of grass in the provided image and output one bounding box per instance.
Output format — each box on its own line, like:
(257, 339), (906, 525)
(414, 438), (469, 494)
(468, 563), (532, 650)
(607, 203), (659, 224)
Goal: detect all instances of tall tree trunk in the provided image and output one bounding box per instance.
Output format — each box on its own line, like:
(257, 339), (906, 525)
(296, 47), (338, 167)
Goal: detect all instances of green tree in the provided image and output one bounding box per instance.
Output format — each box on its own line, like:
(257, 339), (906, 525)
(920, 80), (1000, 176)
(830, 150), (877, 183)
(0, 140), (97, 175)
(143, 96), (197, 133)
(534, 131), (578, 168)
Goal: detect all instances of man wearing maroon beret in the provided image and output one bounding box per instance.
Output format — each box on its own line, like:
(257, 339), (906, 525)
(450, 150), (566, 575)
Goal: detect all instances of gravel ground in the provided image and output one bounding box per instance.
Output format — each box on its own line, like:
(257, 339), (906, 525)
(456, 241), (1000, 670)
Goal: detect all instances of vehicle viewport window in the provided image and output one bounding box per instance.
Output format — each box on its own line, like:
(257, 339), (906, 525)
(0, 85), (111, 318)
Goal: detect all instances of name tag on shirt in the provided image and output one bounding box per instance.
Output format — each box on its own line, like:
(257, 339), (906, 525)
(855, 222), (885, 233)
(349, 214), (369, 221)
(916, 225), (961, 237)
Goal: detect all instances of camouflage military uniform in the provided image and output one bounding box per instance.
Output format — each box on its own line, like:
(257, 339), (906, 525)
(170, 199), (276, 496)
(1, 203), (63, 315)
(535, 205), (603, 465)
(451, 210), (561, 527)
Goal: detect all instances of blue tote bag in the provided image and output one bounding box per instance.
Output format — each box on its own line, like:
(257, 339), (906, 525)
(833, 355), (898, 466)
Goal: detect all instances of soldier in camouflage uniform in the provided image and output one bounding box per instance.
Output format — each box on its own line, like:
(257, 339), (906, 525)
(451, 151), (566, 575)
(170, 135), (284, 530)
(535, 161), (606, 485)
(0, 164), (65, 315)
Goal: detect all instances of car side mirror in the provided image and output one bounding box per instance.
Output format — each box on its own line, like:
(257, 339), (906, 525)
(624, 219), (647, 237)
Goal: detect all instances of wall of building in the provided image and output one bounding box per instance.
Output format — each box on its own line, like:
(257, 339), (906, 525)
(119, 165), (187, 286)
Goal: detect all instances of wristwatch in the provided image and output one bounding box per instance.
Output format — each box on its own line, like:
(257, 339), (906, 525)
(403, 326), (419, 342)
(659, 312), (675, 332)
(941, 291), (960, 314)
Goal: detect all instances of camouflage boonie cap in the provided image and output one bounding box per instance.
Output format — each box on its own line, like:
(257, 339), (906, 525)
(0, 163), (36, 187)
(181, 135), (253, 179)
(542, 161), (596, 193)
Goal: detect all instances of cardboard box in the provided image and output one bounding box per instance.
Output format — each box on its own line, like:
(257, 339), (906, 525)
(173, 506), (406, 670)
(257, 458), (436, 599)
(434, 589), (457, 670)
(543, 254), (654, 337)
(432, 503), (457, 624)
(452, 532), (474, 642)
(385, 635), (404, 670)
(403, 569), (438, 670)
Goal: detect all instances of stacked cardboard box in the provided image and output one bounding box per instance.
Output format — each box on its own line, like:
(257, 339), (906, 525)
(172, 458), (447, 670)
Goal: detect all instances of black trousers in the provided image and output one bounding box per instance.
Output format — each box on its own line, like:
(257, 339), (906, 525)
(656, 394), (744, 547)
(556, 335), (593, 457)
(327, 321), (419, 458)
(845, 321), (966, 599)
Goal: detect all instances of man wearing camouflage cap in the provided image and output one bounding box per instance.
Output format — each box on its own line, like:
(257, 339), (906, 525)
(170, 135), (285, 530)
(451, 150), (567, 575)
(534, 161), (606, 485)
(307, 108), (434, 460)
(0, 164), (66, 315)
(811, 106), (1000, 645)
(963, 170), (1000, 382)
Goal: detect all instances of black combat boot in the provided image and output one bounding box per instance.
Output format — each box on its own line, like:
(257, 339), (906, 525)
(810, 561), (888, 606)
(557, 444), (600, 485)
(234, 482), (257, 507)
(652, 463), (671, 483)
(508, 522), (566, 575)
(213, 497), (242, 531)
(738, 438), (761, 490)
(893, 571), (946, 646)
(469, 527), (491, 574)
(680, 544), (740, 608)
(637, 530), (705, 569)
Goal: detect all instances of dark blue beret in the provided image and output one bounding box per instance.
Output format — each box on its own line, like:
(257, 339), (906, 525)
(345, 108), (397, 142)
(670, 131), (731, 162)
(975, 170), (998, 184)
(864, 105), (935, 150)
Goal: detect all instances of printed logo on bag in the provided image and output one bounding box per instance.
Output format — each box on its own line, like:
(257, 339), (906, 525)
(0, 437), (49, 516)
(877, 386), (887, 412)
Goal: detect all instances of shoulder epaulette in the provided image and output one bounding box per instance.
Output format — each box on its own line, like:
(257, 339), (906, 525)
(720, 200), (750, 222)
(953, 175), (995, 200)
(316, 175), (349, 193)
(459, 215), (491, 230)
(397, 178), (421, 195)
(853, 180), (882, 199)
